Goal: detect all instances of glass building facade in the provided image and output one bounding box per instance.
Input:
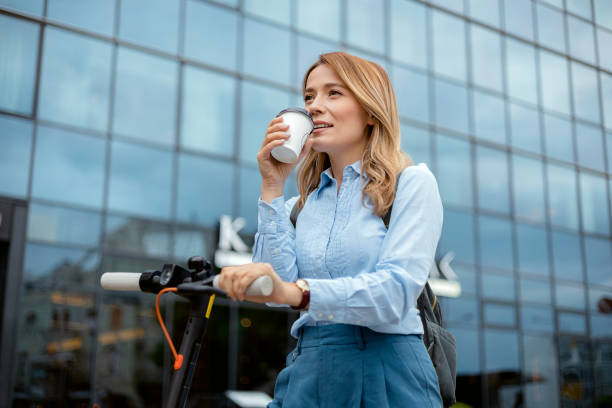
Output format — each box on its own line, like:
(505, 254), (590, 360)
(0, 0), (611, 407)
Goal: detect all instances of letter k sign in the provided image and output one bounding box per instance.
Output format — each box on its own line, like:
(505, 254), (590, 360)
(218, 215), (249, 252)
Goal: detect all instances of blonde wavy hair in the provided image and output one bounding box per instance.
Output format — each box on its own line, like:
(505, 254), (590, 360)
(296, 52), (412, 216)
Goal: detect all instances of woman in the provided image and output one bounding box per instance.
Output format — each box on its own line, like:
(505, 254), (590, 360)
(218, 52), (443, 407)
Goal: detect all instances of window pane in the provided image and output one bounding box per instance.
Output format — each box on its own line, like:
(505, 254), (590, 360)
(296, 0), (340, 41)
(505, 38), (537, 104)
(482, 273), (515, 301)
(509, 102), (541, 154)
(513, 155), (545, 222)
(436, 133), (472, 208)
(590, 315), (612, 338)
(439, 209), (475, 264)
(433, 10), (466, 81)
(572, 62), (601, 125)
(547, 163), (579, 230)
(243, 19), (291, 85)
(543, 113), (573, 163)
(453, 264), (478, 296)
(444, 297), (479, 326)
(471, 25), (502, 92)
(177, 154), (233, 227)
(584, 237), (612, 287)
(479, 215), (513, 270)
(567, 15), (597, 64)
(27, 203), (101, 247)
(594, 0), (612, 30)
(173, 227), (215, 262)
(473, 90), (506, 144)
(589, 286), (612, 313)
(435, 78), (469, 133)
(184, 0), (238, 71)
(536, 3), (566, 53)
(521, 306), (554, 332)
(598, 28), (612, 72)
(393, 66), (430, 123)
(238, 166), (261, 233)
(504, 0), (534, 40)
(449, 328), (480, 374)
(580, 172), (609, 236)
(347, 0), (384, 54)
(432, 0), (464, 14)
(603, 72), (612, 131)
(576, 123), (605, 172)
(0, 0), (43, 15)
(0, 15), (39, 115)
(108, 141), (172, 219)
(520, 278), (551, 304)
(401, 124), (431, 167)
(558, 312), (587, 333)
(391, 0), (427, 69)
(516, 224), (550, 276)
(0, 115), (32, 198)
(477, 146), (509, 213)
(484, 303), (515, 326)
(181, 66), (236, 156)
(32, 126), (105, 208)
(540, 50), (570, 115)
(484, 329), (519, 372)
(38, 27), (112, 132)
(555, 283), (586, 310)
(468, 0), (500, 27)
(23, 242), (99, 286)
(567, 0), (592, 20)
(119, 0), (178, 53)
(551, 230), (584, 281)
(296, 35), (337, 85)
(522, 335), (560, 407)
(104, 215), (170, 257)
(243, 0), (289, 25)
(47, 0), (115, 36)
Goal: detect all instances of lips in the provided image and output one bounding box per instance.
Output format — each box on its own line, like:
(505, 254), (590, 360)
(312, 121), (333, 133)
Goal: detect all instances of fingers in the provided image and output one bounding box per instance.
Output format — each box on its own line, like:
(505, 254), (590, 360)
(220, 264), (272, 302)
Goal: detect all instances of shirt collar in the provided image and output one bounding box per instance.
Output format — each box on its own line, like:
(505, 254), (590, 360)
(316, 160), (363, 197)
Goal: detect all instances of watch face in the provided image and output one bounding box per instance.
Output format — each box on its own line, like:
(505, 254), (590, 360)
(296, 279), (309, 291)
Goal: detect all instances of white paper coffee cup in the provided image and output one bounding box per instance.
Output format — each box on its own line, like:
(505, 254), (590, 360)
(271, 108), (314, 164)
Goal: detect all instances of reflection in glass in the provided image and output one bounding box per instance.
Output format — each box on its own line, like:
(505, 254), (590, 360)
(479, 215), (513, 270)
(393, 66), (430, 123)
(28, 204), (101, 247)
(401, 124), (431, 167)
(505, 38), (537, 104)
(346, 0), (384, 54)
(23, 243), (100, 287)
(0, 0), (43, 15)
(555, 283), (586, 311)
(558, 336), (594, 406)
(567, 0), (592, 20)
(513, 155), (545, 222)
(438, 209), (475, 264)
(32, 126), (106, 208)
(504, 0), (534, 40)
(432, 10), (466, 81)
(484, 303), (515, 326)
(558, 312), (586, 334)
(588, 286), (612, 313)
(522, 335), (559, 407)
(47, 0), (115, 36)
(0, 15), (39, 115)
(296, 0), (340, 41)
(598, 28), (612, 72)
(38, 27), (112, 132)
(453, 264), (477, 296)
(435, 133), (472, 208)
(473, 90), (506, 144)
(243, 19), (291, 85)
(579, 172), (609, 235)
(520, 278), (551, 304)
(296, 35), (337, 84)
(521, 306), (554, 332)
(509, 103), (540, 153)
(540, 50), (570, 115)
(181, 66), (236, 156)
(239, 166), (262, 232)
(431, 0), (464, 13)
(243, 0), (289, 25)
(449, 327), (480, 374)
(174, 227), (215, 262)
(547, 163), (579, 230)
(468, 0), (499, 27)
(591, 315), (612, 338)
(594, 0), (612, 30)
(435, 78), (469, 133)
(536, 3), (566, 53)
(516, 224), (550, 276)
(390, 0), (427, 68)
(0, 114), (32, 198)
(572, 63), (601, 125)
(603, 72), (612, 130)
(444, 298), (479, 326)
(482, 273), (515, 301)
(119, 0), (179, 53)
(484, 329), (519, 371)
(543, 113), (574, 162)
(477, 146), (509, 213)
(567, 15), (596, 64)
(551, 230), (584, 282)
(470, 25), (502, 92)
(584, 237), (612, 287)
(104, 215), (170, 257)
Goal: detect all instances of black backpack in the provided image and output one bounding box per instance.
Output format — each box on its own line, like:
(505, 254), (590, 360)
(289, 173), (457, 407)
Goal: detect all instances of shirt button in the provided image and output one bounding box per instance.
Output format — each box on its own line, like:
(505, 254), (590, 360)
(328, 314), (334, 320)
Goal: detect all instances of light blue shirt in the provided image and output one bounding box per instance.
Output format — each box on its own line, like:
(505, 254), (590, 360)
(253, 161), (443, 339)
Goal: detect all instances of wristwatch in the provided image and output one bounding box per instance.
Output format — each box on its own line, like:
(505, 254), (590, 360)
(291, 278), (310, 311)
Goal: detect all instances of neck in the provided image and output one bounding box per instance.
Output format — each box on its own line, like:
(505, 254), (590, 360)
(329, 153), (361, 183)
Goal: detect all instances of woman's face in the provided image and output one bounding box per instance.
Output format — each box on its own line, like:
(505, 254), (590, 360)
(303, 64), (372, 159)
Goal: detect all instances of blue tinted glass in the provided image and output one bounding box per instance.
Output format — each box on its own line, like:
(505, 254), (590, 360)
(473, 90), (506, 144)
(598, 29), (612, 72)
(543, 113), (574, 162)
(391, 0), (427, 68)
(555, 283), (586, 310)
(113, 47), (177, 145)
(608, 132), (612, 173)
(296, 0), (340, 41)
(453, 264), (478, 295)
(547, 163), (579, 230)
(27, 203), (101, 247)
(558, 312), (586, 333)
(435, 79), (469, 133)
(516, 224), (550, 276)
(588, 286), (612, 312)
(584, 237), (612, 286)
(521, 306), (554, 332)
(432, 0), (464, 13)
(444, 297), (479, 326)
(448, 328), (480, 374)
(105, 215), (170, 257)
(347, 0), (384, 54)
(0, 15), (38, 115)
(393, 66), (430, 123)
(32, 126), (105, 208)
(479, 215), (513, 270)
(505, 39), (538, 104)
(576, 124), (605, 174)
(173, 227), (213, 262)
(0, 115), (32, 198)
(471, 25), (502, 92)
(243, 0), (289, 25)
(439, 209), (475, 264)
(604, 72), (612, 130)
(477, 146), (509, 213)
(536, 3), (566, 53)
(568, 0), (592, 19)
(482, 273), (515, 301)
(436, 133), (473, 208)
(513, 155), (545, 222)
(177, 154), (234, 227)
(520, 278), (551, 304)
(107, 141), (172, 219)
(119, 0), (178, 53)
(521, 335), (560, 407)
(181, 66), (236, 156)
(23, 243), (99, 286)
(595, 0), (612, 30)
(568, 15), (596, 64)
(238, 166), (261, 232)
(432, 10), (466, 81)
(485, 303), (515, 326)
(583, 172), (612, 232)
(184, 0), (238, 71)
(484, 329), (519, 372)
(509, 102), (541, 153)
(0, 0), (43, 15)
(47, 0), (115, 36)
(401, 124), (431, 167)
(243, 19), (291, 85)
(240, 81), (291, 165)
(504, 0), (534, 40)
(38, 27), (112, 132)
(468, 0), (500, 26)
(540, 50), (570, 115)
(572, 63), (601, 124)
(551, 230), (583, 281)
(590, 315), (612, 338)
(296, 35), (337, 84)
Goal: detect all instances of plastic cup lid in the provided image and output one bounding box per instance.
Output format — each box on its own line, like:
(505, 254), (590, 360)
(276, 108), (314, 127)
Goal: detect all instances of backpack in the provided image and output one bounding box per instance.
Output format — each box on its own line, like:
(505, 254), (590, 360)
(289, 173), (457, 407)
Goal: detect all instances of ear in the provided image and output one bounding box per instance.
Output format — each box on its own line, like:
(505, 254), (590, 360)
(366, 114), (375, 126)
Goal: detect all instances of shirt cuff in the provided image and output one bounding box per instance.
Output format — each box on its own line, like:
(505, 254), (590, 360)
(257, 196), (286, 234)
(305, 278), (347, 324)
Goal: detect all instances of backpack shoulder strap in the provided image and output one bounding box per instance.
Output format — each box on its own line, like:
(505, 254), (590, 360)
(382, 172), (402, 229)
(290, 201), (299, 229)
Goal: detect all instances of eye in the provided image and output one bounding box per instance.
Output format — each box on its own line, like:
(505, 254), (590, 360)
(304, 94), (313, 102)
(329, 89), (342, 96)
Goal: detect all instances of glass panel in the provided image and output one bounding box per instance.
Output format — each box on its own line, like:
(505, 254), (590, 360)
(243, 0), (289, 25)
(32, 126), (105, 208)
(453, 264), (478, 296)
(551, 230), (584, 282)
(558, 312), (586, 333)
(482, 273), (515, 301)
(184, 0), (238, 71)
(393, 66), (430, 123)
(547, 163), (579, 230)
(598, 28), (612, 72)
(513, 155), (545, 222)
(23, 242), (99, 286)
(438, 209), (475, 264)
(173, 226), (215, 262)
(522, 335), (560, 407)
(390, 0), (427, 69)
(558, 336), (594, 406)
(504, 0), (534, 40)
(435, 133), (472, 208)
(401, 124), (431, 167)
(0, 0), (43, 15)
(479, 215), (514, 270)
(536, 3), (566, 53)
(444, 297), (479, 326)
(555, 283), (586, 311)
(432, 10), (466, 82)
(181, 66), (236, 156)
(589, 286), (612, 313)
(541, 0), (562, 8)
(516, 224), (550, 276)
(572, 62), (602, 125)
(543, 112), (574, 162)
(473, 90), (506, 144)
(38, 27), (112, 132)
(119, 0), (179, 53)
(576, 123), (605, 172)
(520, 277), (551, 304)
(505, 38), (538, 105)
(238, 166), (262, 233)
(584, 237), (612, 287)
(594, 0), (612, 30)
(28, 203), (101, 247)
(346, 0), (384, 54)
(592, 338), (612, 403)
(243, 18), (291, 85)
(432, 0), (464, 13)
(540, 50), (570, 115)
(112, 47), (177, 145)
(580, 172), (610, 235)
(296, 35), (337, 85)
(449, 327), (480, 374)
(509, 102), (541, 153)
(484, 303), (515, 326)
(107, 141), (172, 220)
(603, 72), (612, 131)
(104, 215), (170, 257)
(434, 78), (469, 133)
(0, 15), (39, 115)
(567, 0), (592, 19)
(484, 329), (519, 371)
(0, 114), (32, 198)
(521, 306), (554, 332)
(477, 146), (509, 213)
(47, 0), (115, 36)
(591, 315), (612, 337)
(470, 25), (503, 93)
(468, 0), (500, 27)
(567, 15), (597, 64)
(296, 0), (341, 41)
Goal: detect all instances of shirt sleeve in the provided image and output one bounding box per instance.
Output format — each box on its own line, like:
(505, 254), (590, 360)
(305, 167), (444, 327)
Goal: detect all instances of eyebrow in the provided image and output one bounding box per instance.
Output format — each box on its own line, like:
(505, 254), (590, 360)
(303, 82), (347, 94)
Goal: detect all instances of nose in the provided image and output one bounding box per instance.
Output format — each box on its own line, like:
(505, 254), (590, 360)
(306, 95), (325, 117)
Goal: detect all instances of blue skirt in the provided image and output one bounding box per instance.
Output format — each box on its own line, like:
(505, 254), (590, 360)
(268, 324), (442, 408)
